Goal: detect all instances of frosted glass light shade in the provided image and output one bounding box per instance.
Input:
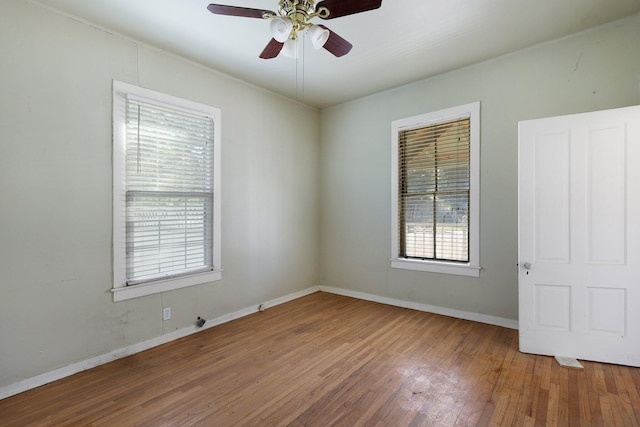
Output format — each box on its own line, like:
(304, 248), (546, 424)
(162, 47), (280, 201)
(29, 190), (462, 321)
(281, 38), (298, 58)
(308, 25), (329, 49)
(270, 18), (293, 43)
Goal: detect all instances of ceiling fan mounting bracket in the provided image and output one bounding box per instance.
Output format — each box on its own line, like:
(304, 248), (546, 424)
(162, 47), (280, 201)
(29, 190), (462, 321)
(276, 0), (321, 19)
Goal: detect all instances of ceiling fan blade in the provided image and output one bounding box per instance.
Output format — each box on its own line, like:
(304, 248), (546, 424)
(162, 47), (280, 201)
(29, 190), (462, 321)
(319, 26), (353, 57)
(316, 0), (382, 19)
(207, 4), (274, 19)
(259, 38), (284, 59)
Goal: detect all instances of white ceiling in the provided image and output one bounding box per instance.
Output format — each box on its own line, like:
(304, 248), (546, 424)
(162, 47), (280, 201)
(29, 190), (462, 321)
(33, 0), (640, 108)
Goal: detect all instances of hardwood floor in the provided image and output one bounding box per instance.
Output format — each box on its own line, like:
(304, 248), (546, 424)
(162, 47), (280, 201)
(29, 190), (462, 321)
(1, 292), (639, 426)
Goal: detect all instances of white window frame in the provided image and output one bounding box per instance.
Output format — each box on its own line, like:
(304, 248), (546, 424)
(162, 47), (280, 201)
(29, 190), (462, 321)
(112, 81), (222, 301)
(391, 102), (480, 277)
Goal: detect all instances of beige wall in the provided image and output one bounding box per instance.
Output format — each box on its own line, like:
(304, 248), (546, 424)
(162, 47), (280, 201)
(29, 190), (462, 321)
(319, 15), (640, 321)
(0, 0), (320, 388)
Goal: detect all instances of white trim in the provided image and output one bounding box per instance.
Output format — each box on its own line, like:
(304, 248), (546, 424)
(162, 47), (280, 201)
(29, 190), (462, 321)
(391, 102), (481, 276)
(0, 286), (320, 401)
(319, 286), (518, 330)
(112, 269), (223, 301)
(390, 259), (480, 277)
(112, 80), (222, 301)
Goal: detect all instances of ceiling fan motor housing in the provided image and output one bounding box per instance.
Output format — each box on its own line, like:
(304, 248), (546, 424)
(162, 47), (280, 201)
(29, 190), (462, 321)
(278, 0), (317, 18)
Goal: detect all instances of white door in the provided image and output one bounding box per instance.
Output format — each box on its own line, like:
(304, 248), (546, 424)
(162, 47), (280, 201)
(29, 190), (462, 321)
(518, 105), (640, 367)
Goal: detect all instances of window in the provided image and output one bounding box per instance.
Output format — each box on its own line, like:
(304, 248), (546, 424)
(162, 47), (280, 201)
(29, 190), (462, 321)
(391, 102), (480, 277)
(112, 81), (222, 301)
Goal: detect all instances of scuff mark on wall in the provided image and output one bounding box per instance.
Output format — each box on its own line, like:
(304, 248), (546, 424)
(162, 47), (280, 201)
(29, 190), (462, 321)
(572, 52), (584, 73)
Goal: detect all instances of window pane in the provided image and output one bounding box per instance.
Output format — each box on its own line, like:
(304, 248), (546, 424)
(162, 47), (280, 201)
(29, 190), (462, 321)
(406, 166), (436, 193)
(126, 192), (213, 283)
(434, 193), (469, 261)
(437, 164), (470, 191)
(125, 99), (215, 285)
(403, 195), (434, 258)
(399, 117), (470, 263)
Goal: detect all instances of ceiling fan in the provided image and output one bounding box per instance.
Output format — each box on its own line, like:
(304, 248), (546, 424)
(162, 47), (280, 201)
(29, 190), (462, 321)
(207, 0), (382, 59)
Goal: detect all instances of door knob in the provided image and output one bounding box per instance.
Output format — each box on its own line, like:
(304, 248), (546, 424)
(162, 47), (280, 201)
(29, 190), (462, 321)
(523, 262), (532, 270)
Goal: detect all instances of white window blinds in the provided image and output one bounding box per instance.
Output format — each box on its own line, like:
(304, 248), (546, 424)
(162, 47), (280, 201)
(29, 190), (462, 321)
(124, 97), (215, 285)
(398, 117), (470, 262)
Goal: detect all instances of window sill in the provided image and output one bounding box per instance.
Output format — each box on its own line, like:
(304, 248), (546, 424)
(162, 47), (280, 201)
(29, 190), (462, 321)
(390, 258), (481, 277)
(112, 269), (222, 302)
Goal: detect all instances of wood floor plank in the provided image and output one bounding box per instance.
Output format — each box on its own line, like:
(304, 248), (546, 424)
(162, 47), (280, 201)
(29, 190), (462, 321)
(1, 292), (639, 426)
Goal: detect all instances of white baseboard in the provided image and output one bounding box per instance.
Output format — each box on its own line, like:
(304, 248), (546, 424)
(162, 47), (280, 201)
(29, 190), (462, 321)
(319, 286), (519, 330)
(1, 284), (516, 400)
(0, 286), (320, 401)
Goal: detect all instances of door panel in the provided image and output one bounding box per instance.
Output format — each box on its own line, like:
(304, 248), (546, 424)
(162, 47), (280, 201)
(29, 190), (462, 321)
(587, 126), (626, 264)
(534, 131), (571, 263)
(535, 284), (571, 330)
(587, 287), (626, 335)
(518, 105), (640, 367)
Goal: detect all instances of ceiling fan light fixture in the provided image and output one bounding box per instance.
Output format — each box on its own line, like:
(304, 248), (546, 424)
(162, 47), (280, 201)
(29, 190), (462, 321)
(308, 24), (329, 49)
(207, 0), (380, 59)
(281, 38), (299, 58)
(270, 17), (293, 43)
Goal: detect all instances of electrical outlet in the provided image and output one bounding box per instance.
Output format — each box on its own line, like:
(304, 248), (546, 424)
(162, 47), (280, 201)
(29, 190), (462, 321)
(163, 307), (171, 321)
